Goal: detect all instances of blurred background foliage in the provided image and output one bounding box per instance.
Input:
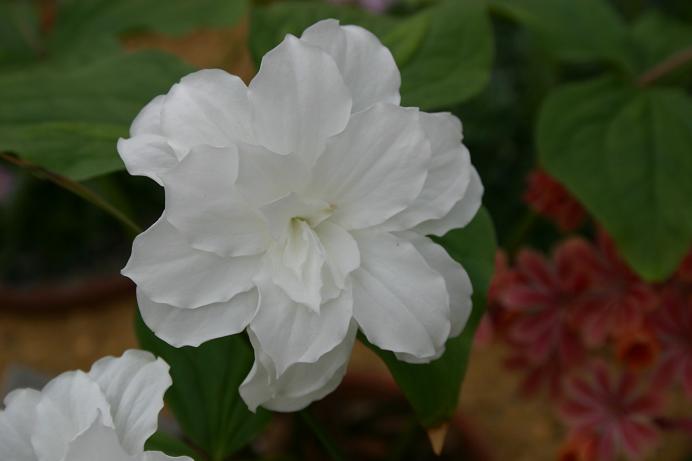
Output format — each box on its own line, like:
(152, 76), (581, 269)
(1, 0), (690, 460)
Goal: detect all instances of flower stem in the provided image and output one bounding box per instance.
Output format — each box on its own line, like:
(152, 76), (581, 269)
(637, 45), (692, 87)
(299, 409), (348, 461)
(0, 152), (142, 236)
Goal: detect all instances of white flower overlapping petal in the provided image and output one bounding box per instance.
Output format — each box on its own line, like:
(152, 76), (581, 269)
(119, 19), (483, 412)
(0, 350), (189, 461)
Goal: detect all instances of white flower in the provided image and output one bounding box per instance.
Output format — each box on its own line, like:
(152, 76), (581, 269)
(0, 350), (188, 461)
(119, 19), (483, 412)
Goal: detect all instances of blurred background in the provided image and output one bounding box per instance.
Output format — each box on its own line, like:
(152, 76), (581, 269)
(1, 0), (691, 460)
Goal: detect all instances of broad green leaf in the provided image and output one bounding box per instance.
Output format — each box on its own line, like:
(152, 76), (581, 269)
(629, 12), (692, 79)
(0, 0), (41, 67)
(489, 0), (633, 71)
(145, 432), (201, 460)
(136, 313), (271, 461)
(538, 77), (692, 281)
(399, 0), (493, 109)
(49, 0), (249, 54)
(0, 51), (191, 180)
(364, 207), (496, 427)
(249, 0), (493, 109)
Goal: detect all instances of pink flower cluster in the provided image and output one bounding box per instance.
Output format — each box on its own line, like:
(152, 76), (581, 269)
(485, 234), (692, 461)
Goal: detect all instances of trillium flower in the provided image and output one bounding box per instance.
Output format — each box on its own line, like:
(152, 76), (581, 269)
(0, 350), (187, 461)
(119, 19), (482, 411)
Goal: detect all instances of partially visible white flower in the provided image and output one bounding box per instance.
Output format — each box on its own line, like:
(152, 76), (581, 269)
(0, 350), (188, 461)
(119, 19), (483, 412)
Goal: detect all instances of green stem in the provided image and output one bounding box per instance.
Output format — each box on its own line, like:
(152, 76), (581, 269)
(0, 152), (142, 236)
(299, 410), (348, 461)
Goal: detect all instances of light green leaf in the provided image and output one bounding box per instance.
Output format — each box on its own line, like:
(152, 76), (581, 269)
(490, 0), (633, 71)
(0, 51), (191, 180)
(0, 0), (41, 67)
(399, 0), (493, 109)
(364, 207), (496, 427)
(136, 313), (271, 461)
(538, 77), (692, 281)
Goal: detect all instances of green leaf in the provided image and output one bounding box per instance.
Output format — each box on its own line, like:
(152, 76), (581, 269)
(135, 313), (271, 461)
(489, 0), (633, 71)
(49, 0), (249, 53)
(364, 207), (496, 427)
(629, 11), (692, 78)
(398, 0), (493, 109)
(538, 77), (692, 281)
(145, 432), (201, 460)
(249, 0), (493, 109)
(0, 0), (41, 68)
(0, 51), (191, 180)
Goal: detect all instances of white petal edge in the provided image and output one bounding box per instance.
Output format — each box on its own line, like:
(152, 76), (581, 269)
(161, 69), (254, 148)
(240, 322), (357, 412)
(249, 278), (353, 376)
(117, 135), (181, 186)
(0, 389), (40, 461)
(249, 34), (352, 165)
(414, 166), (484, 237)
(131, 94), (165, 137)
(88, 350), (171, 454)
(300, 19), (400, 113)
(351, 231), (451, 361)
(122, 217), (260, 309)
(138, 288), (259, 348)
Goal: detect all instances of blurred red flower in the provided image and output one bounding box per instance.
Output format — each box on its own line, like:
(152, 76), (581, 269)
(559, 361), (662, 461)
(499, 244), (588, 397)
(614, 327), (660, 372)
(523, 169), (586, 231)
(570, 232), (658, 347)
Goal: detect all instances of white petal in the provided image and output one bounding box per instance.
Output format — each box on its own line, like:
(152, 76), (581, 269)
(249, 278), (353, 376)
(131, 95), (165, 137)
(309, 103), (430, 230)
(266, 218), (327, 312)
(122, 218), (260, 309)
(235, 143), (310, 208)
(315, 221), (360, 290)
(0, 389), (40, 461)
(161, 69), (254, 148)
(351, 231), (451, 361)
(240, 322), (357, 412)
(163, 144), (269, 257)
(400, 231), (472, 338)
(117, 135), (180, 186)
(32, 371), (113, 461)
(414, 166), (484, 237)
(301, 19), (400, 112)
(249, 34), (352, 164)
(381, 112), (471, 231)
(63, 421), (135, 461)
(88, 350), (171, 454)
(138, 288), (259, 348)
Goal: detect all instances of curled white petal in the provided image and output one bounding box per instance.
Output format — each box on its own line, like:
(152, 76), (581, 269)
(0, 389), (40, 461)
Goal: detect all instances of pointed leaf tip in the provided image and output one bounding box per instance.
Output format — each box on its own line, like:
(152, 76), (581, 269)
(427, 422), (449, 456)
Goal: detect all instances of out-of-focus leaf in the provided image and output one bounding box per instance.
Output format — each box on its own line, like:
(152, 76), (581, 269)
(0, 0), (41, 67)
(629, 12), (692, 79)
(136, 313), (271, 461)
(249, 0), (493, 109)
(0, 51), (191, 180)
(399, 0), (493, 109)
(145, 432), (201, 460)
(539, 77), (692, 281)
(364, 207), (496, 427)
(49, 0), (249, 53)
(489, 0), (633, 71)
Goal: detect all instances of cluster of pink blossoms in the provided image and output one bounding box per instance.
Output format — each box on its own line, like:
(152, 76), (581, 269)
(483, 171), (692, 461)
